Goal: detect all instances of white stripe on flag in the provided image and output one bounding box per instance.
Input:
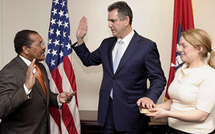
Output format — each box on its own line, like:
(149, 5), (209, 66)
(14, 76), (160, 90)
(58, 56), (80, 133)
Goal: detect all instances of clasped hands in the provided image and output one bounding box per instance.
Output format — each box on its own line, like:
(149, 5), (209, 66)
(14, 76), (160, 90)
(137, 97), (168, 119)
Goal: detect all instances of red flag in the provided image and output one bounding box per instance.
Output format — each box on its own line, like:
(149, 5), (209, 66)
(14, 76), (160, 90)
(45, 0), (80, 133)
(165, 0), (194, 100)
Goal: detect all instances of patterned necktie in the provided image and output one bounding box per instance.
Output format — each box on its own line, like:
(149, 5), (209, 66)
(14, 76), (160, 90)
(113, 40), (123, 73)
(35, 64), (47, 98)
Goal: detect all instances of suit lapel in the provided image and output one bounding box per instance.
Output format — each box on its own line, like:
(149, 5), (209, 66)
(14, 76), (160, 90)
(114, 33), (141, 75)
(40, 65), (49, 105)
(34, 79), (47, 101)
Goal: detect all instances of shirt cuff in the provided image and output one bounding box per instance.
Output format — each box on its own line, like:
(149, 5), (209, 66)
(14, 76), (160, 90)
(57, 94), (63, 108)
(23, 84), (32, 99)
(73, 42), (84, 47)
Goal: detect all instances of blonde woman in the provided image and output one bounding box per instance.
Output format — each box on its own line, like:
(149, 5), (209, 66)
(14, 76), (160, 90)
(145, 29), (215, 134)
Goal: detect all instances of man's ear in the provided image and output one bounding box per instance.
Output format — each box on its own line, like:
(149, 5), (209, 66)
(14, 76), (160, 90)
(124, 16), (130, 26)
(22, 46), (29, 55)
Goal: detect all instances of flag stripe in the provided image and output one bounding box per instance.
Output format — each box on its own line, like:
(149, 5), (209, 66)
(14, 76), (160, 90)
(63, 56), (79, 106)
(50, 113), (62, 134)
(63, 57), (76, 92)
(62, 104), (78, 134)
(57, 57), (80, 133)
(51, 66), (78, 133)
(57, 59), (78, 134)
(61, 117), (69, 134)
(49, 107), (62, 133)
(51, 69), (63, 93)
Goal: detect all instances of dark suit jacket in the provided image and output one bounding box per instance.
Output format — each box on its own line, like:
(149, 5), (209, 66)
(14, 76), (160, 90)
(0, 56), (59, 134)
(73, 31), (166, 131)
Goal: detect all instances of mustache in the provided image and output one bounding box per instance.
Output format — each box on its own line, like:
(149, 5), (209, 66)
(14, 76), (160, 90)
(41, 49), (45, 54)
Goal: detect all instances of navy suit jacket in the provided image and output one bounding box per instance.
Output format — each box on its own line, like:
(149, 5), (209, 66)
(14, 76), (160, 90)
(0, 56), (59, 134)
(74, 31), (166, 131)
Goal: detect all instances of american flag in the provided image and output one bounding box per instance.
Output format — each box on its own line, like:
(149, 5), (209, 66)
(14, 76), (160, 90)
(165, 0), (194, 100)
(46, 0), (80, 133)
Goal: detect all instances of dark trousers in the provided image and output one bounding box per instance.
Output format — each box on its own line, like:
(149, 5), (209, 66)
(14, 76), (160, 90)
(101, 98), (146, 134)
(167, 127), (215, 134)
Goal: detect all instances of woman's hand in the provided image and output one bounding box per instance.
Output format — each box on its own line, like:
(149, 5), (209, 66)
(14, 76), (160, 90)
(145, 107), (169, 119)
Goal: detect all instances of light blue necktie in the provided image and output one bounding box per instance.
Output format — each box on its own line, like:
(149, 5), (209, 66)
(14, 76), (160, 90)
(110, 40), (123, 99)
(113, 40), (123, 73)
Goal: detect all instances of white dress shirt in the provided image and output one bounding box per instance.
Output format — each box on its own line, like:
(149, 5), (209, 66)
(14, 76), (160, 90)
(112, 30), (135, 61)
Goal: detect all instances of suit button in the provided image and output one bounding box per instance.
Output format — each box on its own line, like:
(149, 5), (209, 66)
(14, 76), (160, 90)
(113, 76), (116, 80)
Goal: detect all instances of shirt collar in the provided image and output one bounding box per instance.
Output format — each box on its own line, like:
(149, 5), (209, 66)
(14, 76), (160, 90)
(19, 55), (31, 66)
(117, 30), (135, 45)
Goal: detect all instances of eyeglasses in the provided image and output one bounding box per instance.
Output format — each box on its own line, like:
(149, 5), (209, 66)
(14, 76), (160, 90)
(40, 41), (45, 47)
(27, 41), (46, 49)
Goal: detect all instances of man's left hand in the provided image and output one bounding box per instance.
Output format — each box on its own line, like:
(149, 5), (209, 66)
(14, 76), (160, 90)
(137, 97), (155, 109)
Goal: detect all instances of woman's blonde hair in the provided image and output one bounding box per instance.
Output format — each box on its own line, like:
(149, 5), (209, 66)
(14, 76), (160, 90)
(182, 28), (215, 68)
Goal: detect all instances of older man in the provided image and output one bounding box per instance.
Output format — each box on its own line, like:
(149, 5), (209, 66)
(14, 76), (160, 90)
(0, 30), (74, 134)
